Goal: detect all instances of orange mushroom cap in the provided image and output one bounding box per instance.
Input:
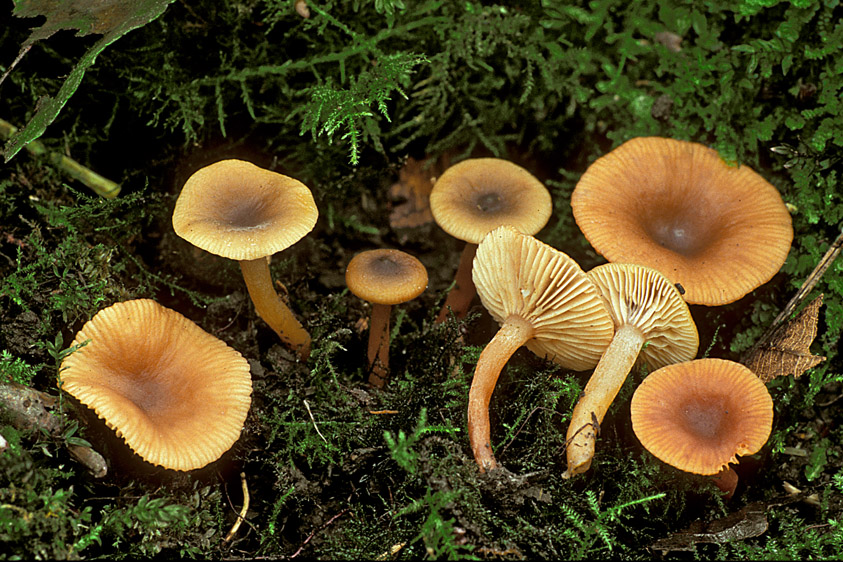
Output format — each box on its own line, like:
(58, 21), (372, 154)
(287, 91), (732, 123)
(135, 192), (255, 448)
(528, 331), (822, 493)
(59, 299), (252, 471)
(572, 137), (793, 306)
(430, 158), (552, 244)
(172, 159), (318, 261)
(630, 358), (773, 475)
(345, 249), (429, 306)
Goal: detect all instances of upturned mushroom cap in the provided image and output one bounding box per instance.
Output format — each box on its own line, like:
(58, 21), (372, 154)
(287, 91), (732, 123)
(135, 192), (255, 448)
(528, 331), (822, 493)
(346, 249), (429, 305)
(571, 137), (793, 306)
(587, 263), (699, 369)
(430, 158), (553, 244)
(172, 159), (318, 261)
(472, 225), (615, 370)
(630, 358), (773, 475)
(59, 299), (252, 471)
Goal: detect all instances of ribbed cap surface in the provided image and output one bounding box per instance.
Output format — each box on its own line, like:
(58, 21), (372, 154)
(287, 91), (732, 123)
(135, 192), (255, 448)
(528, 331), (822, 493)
(59, 299), (252, 471)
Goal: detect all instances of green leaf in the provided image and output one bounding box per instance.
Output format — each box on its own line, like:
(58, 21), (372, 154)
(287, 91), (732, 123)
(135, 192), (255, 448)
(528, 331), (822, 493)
(3, 0), (177, 162)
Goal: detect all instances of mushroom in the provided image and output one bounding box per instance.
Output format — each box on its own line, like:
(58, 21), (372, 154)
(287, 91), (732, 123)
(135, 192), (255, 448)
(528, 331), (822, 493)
(571, 137), (793, 305)
(563, 263), (699, 478)
(429, 158), (552, 322)
(58, 299), (252, 471)
(172, 159), (318, 360)
(630, 358), (773, 497)
(345, 249), (429, 387)
(469, 225), (615, 472)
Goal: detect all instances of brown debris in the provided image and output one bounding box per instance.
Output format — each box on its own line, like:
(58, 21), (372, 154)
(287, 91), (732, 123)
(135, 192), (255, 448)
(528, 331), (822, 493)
(742, 294), (826, 383)
(387, 156), (445, 229)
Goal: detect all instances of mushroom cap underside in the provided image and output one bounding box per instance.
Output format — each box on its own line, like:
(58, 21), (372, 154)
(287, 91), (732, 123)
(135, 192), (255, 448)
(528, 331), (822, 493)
(472, 225), (615, 371)
(587, 262), (699, 370)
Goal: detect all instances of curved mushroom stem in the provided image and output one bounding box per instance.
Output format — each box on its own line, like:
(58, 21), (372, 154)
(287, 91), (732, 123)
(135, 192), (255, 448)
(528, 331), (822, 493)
(239, 258), (311, 361)
(436, 243), (478, 323)
(563, 324), (645, 478)
(468, 315), (535, 472)
(367, 303), (392, 388)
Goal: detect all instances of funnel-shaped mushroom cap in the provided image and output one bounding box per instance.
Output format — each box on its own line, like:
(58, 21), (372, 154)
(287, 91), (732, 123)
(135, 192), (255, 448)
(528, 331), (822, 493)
(173, 159), (318, 261)
(473, 225), (615, 370)
(430, 158), (552, 244)
(346, 249), (429, 305)
(59, 299), (252, 471)
(631, 358), (773, 475)
(587, 263), (699, 369)
(572, 137), (793, 305)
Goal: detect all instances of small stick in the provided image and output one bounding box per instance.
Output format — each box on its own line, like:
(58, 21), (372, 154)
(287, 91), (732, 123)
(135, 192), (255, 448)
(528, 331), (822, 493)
(367, 409), (399, 415)
(223, 472), (250, 544)
(291, 508), (350, 558)
(0, 118), (121, 198)
(304, 400), (327, 444)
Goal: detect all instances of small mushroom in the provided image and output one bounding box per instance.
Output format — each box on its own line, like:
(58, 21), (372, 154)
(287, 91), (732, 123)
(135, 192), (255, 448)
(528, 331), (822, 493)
(469, 226), (615, 472)
(430, 158), (552, 322)
(345, 249), (428, 387)
(571, 137), (793, 305)
(630, 358), (773, 497)
(172, 159), (318, 360)
(58, 299), (252, 472)
(563, 263), (698, 478)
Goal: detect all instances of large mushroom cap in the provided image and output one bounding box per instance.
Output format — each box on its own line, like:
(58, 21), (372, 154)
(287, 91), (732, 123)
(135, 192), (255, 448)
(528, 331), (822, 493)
(346, 249), (429, 306)
(630, 358), (773, 475)
(172, 159), (318, 261)
(572, 137), (793, 306)
(430, 158), (552, 244)
(587, 263), (699, 369)
(472, 225), (615, 371)
(59, 299), (252, 471)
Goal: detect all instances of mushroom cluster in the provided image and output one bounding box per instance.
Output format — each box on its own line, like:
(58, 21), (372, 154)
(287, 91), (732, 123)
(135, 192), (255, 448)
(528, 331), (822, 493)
(57, 140), (787, 491)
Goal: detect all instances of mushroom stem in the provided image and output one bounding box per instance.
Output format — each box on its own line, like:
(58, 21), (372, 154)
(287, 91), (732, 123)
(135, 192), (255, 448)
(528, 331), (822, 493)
(711, 465), (739, 500)
(239, 258), (311, 360)
(367, 303), (392, 388)
(563, 323), (645, 478)
(436, 243), (478, 323)
(468, 315), (535, 472)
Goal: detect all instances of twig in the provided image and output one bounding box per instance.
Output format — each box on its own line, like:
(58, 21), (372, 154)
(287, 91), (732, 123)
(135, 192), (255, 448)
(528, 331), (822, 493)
(223, 472), (250, 544)
(367, 409), (399, 415)
(0, 117), (121, 198)
(304, 399), (328, 444)
(290, 508), (350, 558)
(743, 227), (843, 362)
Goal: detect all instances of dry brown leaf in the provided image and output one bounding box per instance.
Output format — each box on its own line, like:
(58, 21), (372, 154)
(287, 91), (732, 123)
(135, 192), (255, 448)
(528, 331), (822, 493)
(388, 155), (449, 229)
(743, 294), (826, 383)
